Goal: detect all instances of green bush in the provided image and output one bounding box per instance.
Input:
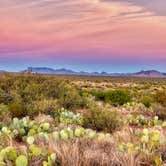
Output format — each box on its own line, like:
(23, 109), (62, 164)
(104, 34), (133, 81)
(92, 89), (131, 106)
(83, 109), (122, 133)
(141, 96), (153, 108)
(8, 102), (26, 118)
(58, 85), (86, 109)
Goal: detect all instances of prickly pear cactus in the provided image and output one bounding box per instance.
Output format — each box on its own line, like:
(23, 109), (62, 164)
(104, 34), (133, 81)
(15, 155), (28, 166)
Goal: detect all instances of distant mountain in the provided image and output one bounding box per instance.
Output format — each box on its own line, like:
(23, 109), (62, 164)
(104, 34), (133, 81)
(22, 67), (76, 75)
(132, 70), (166, 78)
(21, 67), (166, 78)
(0, 70), (7, 73)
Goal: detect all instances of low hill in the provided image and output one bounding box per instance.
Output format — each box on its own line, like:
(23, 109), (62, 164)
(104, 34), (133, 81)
(133, 70), (166, 78)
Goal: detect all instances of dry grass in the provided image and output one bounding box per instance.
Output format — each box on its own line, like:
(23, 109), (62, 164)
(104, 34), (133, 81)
(40, 137), (148, 166)
(34, 126), (165, 166)
(49, 138), (117, 166)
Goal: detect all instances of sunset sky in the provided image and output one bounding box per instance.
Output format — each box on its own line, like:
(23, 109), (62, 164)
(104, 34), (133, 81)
(0, 0), (166, 72)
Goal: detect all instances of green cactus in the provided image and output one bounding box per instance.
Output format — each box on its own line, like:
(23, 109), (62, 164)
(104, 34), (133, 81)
(6, 148), (17, 161)
(27, 136), (35, 145)
(40, 123), (50, 131)
(59, 110), (83, 125)
(15, 155), (28, 166)
(28, 129), (36, 136)
(13, 118), (19, 127)
(60, 130), (68, 141)
(85, 129), (96, 139)
(0, 146), (17, 162)
(66, 128), (74, 139)
(1, 127), (11, 135)
(74, 127), (85, 137)
(19, 128), (26, 135)
(150, 130), (160, 142)
(29, 145), (42, 156)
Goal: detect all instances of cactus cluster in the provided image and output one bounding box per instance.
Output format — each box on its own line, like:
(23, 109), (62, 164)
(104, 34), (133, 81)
(124, 102), (150, 112)
(0, 117), (37, 139)
(0, 147), (28, 166)
(52, 127), (111, 142)
(0, 144), (55, 166)
(0, 117), (53, 143)
(140, 129), (162, 149)
(0, 105), (165, 165)
(25, 126), (112, 144)
(118, 128), (165, 166)
(59, 109), (83, 125)
(127, 115), (164, 127)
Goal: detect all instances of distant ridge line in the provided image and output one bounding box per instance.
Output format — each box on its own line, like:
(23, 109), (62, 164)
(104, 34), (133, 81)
(18, 67), (166, 78)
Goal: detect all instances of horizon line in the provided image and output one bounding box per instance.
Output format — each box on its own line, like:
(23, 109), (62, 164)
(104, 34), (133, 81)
(0, 66), (166, 74)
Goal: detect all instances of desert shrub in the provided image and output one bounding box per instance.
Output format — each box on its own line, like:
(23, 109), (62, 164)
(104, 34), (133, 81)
(92, 91), (105, 101)
(0, 92), (13, 105)
(83, 109), (122, 133)
(107, 90), (131, 106)
(8, 102), (26, 118)
(41, 80), (62, 99)
(58, 85), (86, 109)
(0, 104), (11, 124)
(141, 96), (153, 108)
(32, 99), (59, 116)
(24, 104), (39, 118)
(155, 107), (166, 120)
(0, 75), (88, 116)
(20, 83), (42, 103)
(41, 81), (86, 110)
(92, 89), (131, 106)
(154, 91), (166, 106)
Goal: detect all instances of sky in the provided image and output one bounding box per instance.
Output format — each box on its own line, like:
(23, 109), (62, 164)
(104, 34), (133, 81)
(0, 0), (166, 72)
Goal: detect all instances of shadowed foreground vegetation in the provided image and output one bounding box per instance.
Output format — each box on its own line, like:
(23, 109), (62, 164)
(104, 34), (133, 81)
(0, 73), (166, 166)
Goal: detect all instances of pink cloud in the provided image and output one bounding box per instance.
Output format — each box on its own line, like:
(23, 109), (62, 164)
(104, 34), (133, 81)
(0, 0), (166, 62)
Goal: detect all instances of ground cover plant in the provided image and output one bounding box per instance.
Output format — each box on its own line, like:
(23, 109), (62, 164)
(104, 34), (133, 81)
(0, 73), (166, 165)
